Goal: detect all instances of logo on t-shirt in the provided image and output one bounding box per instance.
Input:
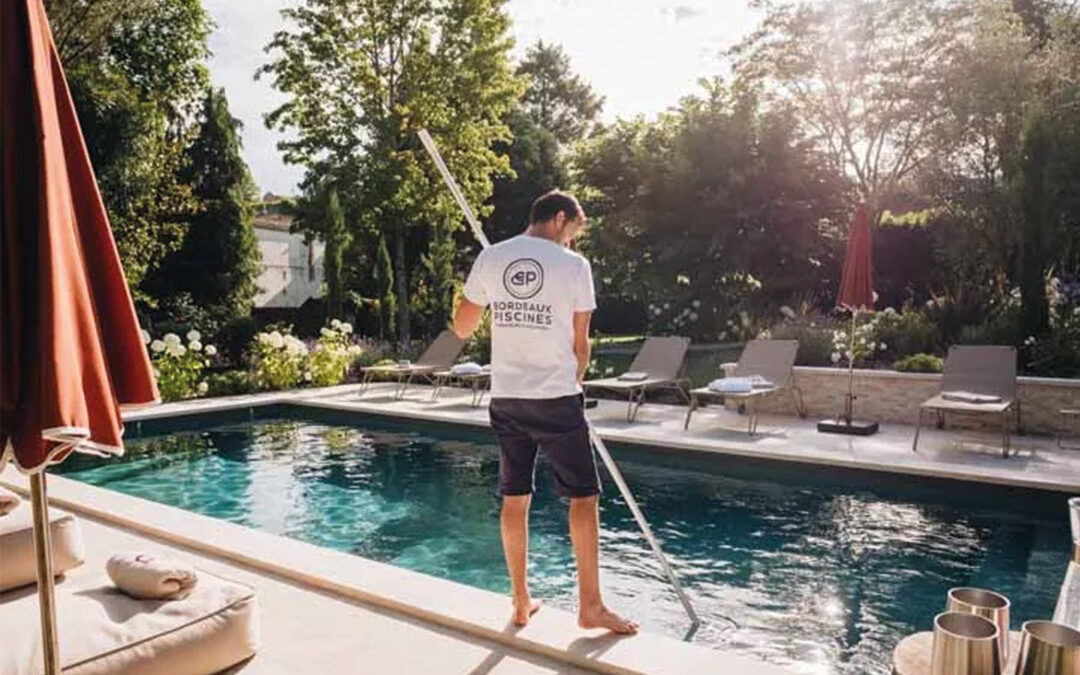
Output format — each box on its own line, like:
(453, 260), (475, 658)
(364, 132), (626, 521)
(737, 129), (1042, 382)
(502, 258), (544, 299)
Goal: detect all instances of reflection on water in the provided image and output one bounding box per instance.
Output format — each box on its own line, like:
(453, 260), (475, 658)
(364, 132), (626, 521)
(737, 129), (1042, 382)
(58, 419), (1069, 675)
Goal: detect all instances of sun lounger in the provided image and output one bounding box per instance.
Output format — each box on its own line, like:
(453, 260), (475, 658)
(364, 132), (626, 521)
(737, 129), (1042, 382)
(0, 567), (258, 675)
(431, 363), (490, 407)
(683, 339), (805, 436)
(584, 336), (691, 422)
(0, 488), (85, 591)
(912, 345), (1019, 457)
(359, 330), (465, 399)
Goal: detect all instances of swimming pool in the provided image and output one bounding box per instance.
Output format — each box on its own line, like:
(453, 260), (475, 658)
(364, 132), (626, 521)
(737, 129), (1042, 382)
(56, 406), (1070, 675)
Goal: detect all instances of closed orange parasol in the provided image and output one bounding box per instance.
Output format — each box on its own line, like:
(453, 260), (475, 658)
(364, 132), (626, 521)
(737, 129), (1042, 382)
(818, 202), (879, 435)
(1, 0), (159, 671)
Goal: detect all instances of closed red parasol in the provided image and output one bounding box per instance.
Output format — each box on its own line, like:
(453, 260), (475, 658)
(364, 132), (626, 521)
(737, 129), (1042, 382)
(819, 202), (879, 435)
(1, 0), (159, 671)
(837, 202), (874, 311)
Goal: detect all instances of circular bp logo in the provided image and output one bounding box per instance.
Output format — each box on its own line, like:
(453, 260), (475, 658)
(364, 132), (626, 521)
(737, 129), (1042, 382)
(503, 258), (544, 299)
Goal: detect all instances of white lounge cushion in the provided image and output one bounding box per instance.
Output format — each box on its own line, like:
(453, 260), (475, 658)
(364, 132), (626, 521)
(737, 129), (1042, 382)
(617, 371), (649, 382)
(709, 378), (751, 393)
(0, 496), (85, 592)
(450, 362), (484, 376)
(941, 390), (1003, 404)
(0, 568), (258, 675)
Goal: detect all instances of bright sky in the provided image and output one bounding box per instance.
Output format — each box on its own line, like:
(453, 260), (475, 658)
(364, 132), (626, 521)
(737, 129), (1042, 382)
(202, 0), (762, 196)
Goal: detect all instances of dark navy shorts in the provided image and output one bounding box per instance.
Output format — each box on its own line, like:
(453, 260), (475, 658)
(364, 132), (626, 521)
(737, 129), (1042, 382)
(489, 395), (601, 498)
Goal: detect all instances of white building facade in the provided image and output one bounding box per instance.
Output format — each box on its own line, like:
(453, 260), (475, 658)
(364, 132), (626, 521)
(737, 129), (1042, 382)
(252, 214), (325, 308)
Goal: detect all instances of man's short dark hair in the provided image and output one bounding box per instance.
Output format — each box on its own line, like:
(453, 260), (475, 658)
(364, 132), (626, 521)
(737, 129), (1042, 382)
(529, 190), (580, 225)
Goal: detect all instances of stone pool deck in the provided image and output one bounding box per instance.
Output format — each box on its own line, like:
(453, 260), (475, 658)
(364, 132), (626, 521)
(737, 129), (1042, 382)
(174, 381), (1080, 494)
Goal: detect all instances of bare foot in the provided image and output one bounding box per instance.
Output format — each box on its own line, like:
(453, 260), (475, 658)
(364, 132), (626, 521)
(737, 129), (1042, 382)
(579, 605), (639, 634)
(512, 597), (543, 627)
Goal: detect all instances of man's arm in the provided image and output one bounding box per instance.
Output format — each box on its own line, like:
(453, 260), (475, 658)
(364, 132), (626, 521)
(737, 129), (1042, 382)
(455, 249), (487, 339)
(573, 310), (592, 383)
(453, 298), (485, 339)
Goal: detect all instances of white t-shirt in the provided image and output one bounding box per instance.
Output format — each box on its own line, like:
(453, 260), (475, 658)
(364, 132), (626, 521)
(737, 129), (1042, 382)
(462, 234), (596, 399)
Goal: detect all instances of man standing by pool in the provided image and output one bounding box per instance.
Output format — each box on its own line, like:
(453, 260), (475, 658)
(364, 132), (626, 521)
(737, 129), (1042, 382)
(452, 190), (638, 635)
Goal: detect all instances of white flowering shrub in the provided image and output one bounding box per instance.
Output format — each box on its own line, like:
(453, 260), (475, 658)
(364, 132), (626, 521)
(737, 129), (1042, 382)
(307, 320), (362, 387)
(251, 329), (308, 390)
(1027, 277), (1080, 376)
(830, 314), (885, 366)
(643, 271), (762, 339)
(145, 328), (214, 401)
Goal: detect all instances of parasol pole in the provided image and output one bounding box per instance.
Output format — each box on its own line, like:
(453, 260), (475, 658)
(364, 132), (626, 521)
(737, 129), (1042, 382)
(30, 471), (61, 674)
(845, 309), (857, 424)
(417, 128), (700, 630)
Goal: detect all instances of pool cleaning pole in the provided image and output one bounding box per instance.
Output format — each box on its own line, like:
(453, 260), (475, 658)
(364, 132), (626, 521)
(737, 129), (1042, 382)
(417, 129), (700, 630)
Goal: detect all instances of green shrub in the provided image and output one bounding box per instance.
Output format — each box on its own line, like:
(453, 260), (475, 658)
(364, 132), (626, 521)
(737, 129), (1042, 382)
(956, 299), (1022, 346)
(872, 307), (940, 358)
(205, 370), (256, 396)
(217, 315), (257, 366)
(1027, 312), (1080, 377)
(307, 320), (363, 387)
(830, 315), (886, 367)
(146, 329), (214, 401)
(893, 353), (943, 373)
(250, 328), (307, 390)
(767, 317), (837, 367)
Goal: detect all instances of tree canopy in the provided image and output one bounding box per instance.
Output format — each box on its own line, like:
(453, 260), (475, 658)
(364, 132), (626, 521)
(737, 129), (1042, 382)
(47, 0), (213, 302)
(260, 0), (524, 346)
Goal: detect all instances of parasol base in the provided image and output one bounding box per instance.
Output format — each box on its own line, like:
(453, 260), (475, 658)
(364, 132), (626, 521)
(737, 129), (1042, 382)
(817, 419), (879, 436)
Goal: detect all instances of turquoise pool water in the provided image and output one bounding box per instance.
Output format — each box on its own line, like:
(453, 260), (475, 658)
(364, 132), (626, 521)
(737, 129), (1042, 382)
(57, 410), (1070, 674)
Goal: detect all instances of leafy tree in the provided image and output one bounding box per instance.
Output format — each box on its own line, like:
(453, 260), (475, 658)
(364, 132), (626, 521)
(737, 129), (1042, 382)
(487, 109), (568, 242)
(1014, 11), (1080, 337)
(907, 1), (1080, 340)
(731, 0), (962, 215)
(46, 0), (212, 301)
(488, 42), (599, 242)
(517, 40), (604, 145)
(374, 235), (397, 339)
(323, 187), (350, 321)
(146, 88), (261, 321)
(259, 0), (524, 348)
(574, 79), (846, 338)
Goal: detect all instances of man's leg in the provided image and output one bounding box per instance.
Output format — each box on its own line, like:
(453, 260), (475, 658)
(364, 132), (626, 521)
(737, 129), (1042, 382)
(569, 495), (638, 634)
(542, 396), (637, 635)
(490, 399), (542, 627)
(502, 494), (541, 625)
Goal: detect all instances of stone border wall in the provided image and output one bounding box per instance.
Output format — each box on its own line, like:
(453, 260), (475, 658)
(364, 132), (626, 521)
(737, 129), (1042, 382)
(720, 364), (1080, 436)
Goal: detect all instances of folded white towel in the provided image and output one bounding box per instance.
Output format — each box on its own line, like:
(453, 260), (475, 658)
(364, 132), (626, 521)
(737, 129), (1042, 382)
(450, 362), (484, 376)
(0, 488), (19, 516)
(709, 378), (752, 393)
(941, 390), (1003, 404)
(617, 371), (649, 382)
(106, 553), (197, 600)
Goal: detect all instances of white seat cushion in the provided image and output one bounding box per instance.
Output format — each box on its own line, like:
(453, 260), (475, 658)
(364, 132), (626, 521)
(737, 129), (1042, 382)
(0, 568), (258, 675)
(0, 491), (85, 592)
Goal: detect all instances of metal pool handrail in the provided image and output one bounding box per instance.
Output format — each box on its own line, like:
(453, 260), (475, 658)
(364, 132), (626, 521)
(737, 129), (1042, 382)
(417, 128), (701, 631)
